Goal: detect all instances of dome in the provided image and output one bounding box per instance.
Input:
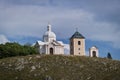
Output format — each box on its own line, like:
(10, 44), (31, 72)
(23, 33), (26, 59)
(44, 31), (56, 38)
(43, 24), (56, 42)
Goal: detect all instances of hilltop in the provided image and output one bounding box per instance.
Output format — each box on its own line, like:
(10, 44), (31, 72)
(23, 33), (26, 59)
(0, 55), (120, 80)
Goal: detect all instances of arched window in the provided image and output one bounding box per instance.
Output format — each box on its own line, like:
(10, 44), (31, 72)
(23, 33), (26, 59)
(78, 41), (81, 45)
(92, 51), (96, 57)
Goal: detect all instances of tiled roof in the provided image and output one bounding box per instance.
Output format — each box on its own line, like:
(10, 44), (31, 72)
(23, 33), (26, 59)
(70, 31), (85, 39)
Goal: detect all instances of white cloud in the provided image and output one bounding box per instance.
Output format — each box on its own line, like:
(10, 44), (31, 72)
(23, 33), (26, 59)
(64, 44), (70, 55)
(0, 5), (94, 37)
(0, 2), (120, 49)
(0, 34), (10, 44)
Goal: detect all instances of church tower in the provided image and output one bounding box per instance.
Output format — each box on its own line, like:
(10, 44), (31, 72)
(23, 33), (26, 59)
(70, 30), (85, 56)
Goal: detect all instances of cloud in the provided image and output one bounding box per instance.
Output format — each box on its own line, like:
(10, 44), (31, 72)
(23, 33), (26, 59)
(0, 0), (120, 49)
(64, 44), (70, 54)
(0, 3), (94, 37)
(0, 34), (10, 44)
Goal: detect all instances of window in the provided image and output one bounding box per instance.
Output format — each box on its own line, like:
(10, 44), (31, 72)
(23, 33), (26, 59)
(78, 48), (80, 50)
(78, 41), (81, 45)
(79, 52), (80, 54)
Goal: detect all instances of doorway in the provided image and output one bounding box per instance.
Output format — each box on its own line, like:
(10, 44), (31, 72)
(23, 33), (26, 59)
(92, 51), (96, 57)
(50, 48), (53, 55)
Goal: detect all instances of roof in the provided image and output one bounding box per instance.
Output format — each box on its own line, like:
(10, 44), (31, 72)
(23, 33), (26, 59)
(70, 31), (85, 39)
(90, 46), (98, 49)
(36, 40), (64, 46)
(57, 41), (64, 46)
(36, 41), (47, 45)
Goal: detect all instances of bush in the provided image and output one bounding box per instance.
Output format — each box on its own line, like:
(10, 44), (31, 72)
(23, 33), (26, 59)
(0, 42), (38, 59)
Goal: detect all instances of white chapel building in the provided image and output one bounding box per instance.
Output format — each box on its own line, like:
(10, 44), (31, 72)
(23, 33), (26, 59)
(35, 24), (64, 55)
(89, 46), (99, 57)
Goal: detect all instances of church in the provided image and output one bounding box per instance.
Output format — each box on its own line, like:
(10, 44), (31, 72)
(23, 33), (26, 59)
(35, 23), (99, 57)
(70, 30), (99, 57)
(35, 24), (64, 55)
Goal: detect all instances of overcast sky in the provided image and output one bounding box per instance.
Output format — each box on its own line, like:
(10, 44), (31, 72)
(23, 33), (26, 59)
(0, 0), (120, 59)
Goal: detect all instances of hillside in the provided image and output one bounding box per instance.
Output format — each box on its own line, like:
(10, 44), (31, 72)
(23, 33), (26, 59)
(0, 55), (120, 80)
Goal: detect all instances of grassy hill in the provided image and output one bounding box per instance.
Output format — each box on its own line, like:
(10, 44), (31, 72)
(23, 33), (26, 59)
(0, 55), (120, 80)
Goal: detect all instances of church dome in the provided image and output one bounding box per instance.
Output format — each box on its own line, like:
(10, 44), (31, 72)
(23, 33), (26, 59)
(44, 31), (56, 38)
(43, 24), (56, 42)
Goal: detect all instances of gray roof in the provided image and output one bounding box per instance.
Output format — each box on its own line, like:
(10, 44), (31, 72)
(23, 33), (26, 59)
(70, 31), (85, 39)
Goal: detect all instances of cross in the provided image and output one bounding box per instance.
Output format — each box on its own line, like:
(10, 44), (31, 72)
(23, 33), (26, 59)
(76, 27), (78, 31)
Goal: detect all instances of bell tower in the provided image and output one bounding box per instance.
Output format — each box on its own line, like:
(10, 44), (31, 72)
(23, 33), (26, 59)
(70, 30), (85, 56)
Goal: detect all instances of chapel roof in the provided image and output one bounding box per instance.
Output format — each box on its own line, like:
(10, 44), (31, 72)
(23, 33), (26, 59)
(70, 31), (85, 39)
(90, 46), (98, 49)
(36, 40), (64, 46)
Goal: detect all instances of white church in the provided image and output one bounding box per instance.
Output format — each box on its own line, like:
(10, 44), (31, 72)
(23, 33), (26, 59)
(35, 23), (99, 57)
(35, 24), (64, 55)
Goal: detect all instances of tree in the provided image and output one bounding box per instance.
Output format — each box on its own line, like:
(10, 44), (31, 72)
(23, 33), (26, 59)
(0, 42), (38, 59)
(107, 52), (112, 59)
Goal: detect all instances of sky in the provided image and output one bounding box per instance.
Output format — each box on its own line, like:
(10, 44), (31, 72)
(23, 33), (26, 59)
(0, 0), (120, 60)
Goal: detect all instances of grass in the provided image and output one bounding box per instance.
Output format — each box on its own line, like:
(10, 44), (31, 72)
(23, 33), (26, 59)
(0, 55), (120, 80)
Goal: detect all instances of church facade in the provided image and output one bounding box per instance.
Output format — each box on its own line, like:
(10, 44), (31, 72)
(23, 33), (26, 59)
(35, 24), (64, 55)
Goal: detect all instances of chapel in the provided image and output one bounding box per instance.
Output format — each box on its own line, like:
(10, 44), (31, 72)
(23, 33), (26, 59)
(35, 24), (64, 55)
(89, 46), (99, 57)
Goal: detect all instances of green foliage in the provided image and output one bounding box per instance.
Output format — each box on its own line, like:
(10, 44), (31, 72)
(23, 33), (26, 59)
(107, 52), (112, 59)
(0, 42), (38, 59)
(0, 55), (120, 80)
